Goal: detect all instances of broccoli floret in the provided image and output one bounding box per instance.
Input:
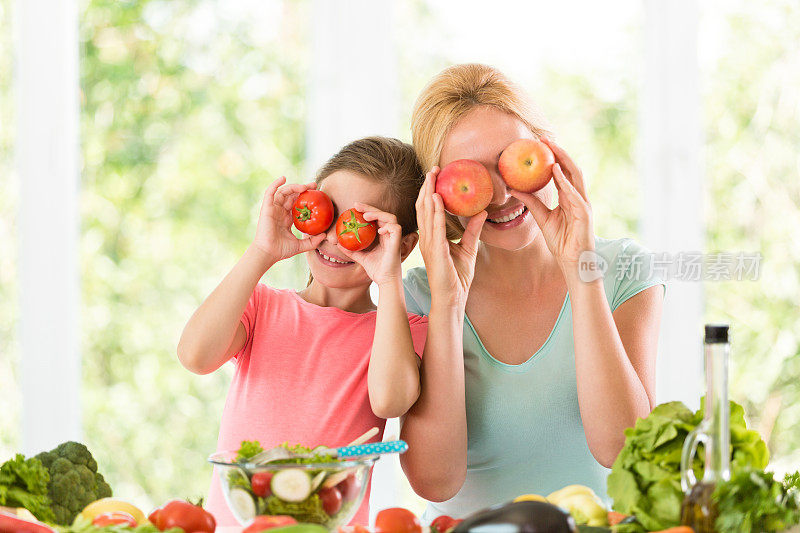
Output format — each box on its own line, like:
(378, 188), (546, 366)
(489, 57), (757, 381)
(34, 441), (112, 525)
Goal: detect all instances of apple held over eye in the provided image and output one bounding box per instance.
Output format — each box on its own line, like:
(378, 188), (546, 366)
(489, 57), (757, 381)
(435, 159), (493, 217)
(498, 138), (555, 193)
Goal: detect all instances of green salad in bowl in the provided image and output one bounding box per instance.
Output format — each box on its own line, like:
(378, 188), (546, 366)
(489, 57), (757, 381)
(208, 441), (375, 528)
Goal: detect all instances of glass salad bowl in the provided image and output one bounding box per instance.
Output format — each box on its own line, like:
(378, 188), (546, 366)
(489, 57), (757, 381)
(208, 450), (376, 528)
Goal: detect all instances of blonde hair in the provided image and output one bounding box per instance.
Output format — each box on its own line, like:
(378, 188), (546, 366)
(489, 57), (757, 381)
(411, 63), (552, 238)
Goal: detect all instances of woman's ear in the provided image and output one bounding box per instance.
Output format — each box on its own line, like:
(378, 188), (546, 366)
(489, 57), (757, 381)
(399, 232), (420, 262)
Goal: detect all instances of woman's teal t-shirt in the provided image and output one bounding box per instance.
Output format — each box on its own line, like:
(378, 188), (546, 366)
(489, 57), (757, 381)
(402, 237), (666, 520)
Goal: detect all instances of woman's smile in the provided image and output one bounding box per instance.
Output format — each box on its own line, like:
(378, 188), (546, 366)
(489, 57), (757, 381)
(485, 204), (529, 230)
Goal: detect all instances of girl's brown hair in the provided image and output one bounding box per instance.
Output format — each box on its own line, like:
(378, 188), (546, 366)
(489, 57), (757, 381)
(316, 136), (423, 236)
(411, 63), (552, 238)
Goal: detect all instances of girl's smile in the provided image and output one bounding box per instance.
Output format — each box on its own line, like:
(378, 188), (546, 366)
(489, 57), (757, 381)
(314, 248), (355, 268)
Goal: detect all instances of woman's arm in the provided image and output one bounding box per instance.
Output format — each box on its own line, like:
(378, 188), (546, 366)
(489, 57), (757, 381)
(511, 137), (663, 468)
(177, 177), (325, 375)
(567, 274), (663, 467)
(399, 169), (486, 502)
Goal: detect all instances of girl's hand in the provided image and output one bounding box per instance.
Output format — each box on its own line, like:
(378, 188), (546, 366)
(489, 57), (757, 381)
(339, 203), (403, 287)
(416, 167), (487, 309)
(252, 176), (327, 263)
(509, 137), (594, 276)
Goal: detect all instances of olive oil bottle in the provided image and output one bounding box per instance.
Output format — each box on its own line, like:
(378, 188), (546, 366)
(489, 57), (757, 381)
(680, 324), (731, 533)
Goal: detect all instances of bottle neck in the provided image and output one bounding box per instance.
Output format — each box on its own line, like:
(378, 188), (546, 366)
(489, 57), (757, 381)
(703, 340), (731, 482)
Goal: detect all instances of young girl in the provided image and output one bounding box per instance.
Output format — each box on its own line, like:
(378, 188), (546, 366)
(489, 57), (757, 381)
(177, 137), (428, 526)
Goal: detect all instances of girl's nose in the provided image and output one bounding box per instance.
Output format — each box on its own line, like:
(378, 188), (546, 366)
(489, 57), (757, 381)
(489, 169), (511, 206)
(324, 220), (339, 244)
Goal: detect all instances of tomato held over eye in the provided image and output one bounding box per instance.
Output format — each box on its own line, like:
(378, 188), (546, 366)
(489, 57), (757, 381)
(374, 507), (422, 533)
(292, 190), (334, 235)
(336, 209), (377, 251)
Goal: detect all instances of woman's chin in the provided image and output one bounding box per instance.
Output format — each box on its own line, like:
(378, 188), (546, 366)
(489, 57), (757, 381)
(480, 219), (541, 251)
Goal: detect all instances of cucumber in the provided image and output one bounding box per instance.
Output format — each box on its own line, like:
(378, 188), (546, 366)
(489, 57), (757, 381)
(228, 486), (257, 522)
(271, 468), (312, 502)
(310, 471), (326, 491)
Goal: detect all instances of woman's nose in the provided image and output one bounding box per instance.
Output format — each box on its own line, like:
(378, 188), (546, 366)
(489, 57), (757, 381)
(489, 169), (511, 206)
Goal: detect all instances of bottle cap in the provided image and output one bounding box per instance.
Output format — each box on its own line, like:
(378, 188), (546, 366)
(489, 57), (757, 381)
(705, 324), (729, 344)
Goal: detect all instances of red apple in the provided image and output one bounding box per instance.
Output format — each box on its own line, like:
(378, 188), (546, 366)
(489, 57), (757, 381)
(435, 159), (493, 217)
(498, 138), (555, 193)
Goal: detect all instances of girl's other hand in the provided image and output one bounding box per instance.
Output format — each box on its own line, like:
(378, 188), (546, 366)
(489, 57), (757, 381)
(339, 203), (403, 287)
(416, 167), (486, 309)
(252, 176), (327, 263)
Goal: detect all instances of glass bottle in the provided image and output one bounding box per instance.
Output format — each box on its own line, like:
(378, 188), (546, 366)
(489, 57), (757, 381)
(680, 324), (731, 532)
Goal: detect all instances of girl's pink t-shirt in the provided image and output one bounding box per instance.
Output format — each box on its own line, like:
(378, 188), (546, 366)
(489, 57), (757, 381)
(206, 284), (428, 527)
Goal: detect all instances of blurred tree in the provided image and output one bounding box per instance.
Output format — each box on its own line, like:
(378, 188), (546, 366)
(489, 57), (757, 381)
(79, 0), (310, 507)
(703, 0), (800, 472)
(0, 0), (20, 460)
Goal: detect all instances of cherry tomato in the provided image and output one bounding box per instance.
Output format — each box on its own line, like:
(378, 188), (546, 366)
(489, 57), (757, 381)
(147, 509), (160, 526)
(92, 511), (137, 527)
(375, 508), (422, 533)
(243, 515), (298, 532)
(152, 500), (215, 533)
(337, 526), (370, 533)
(430, 515), (462, 533)
(336, 209), (377, 251)
(318, 486), (343, 515)
(251, 471), (274, 498)
(292, 190), (334, 235)
(336, 473), (362, 502)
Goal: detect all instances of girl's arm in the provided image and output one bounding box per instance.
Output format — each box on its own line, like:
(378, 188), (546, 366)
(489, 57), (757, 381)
(342, 203), (422, 419)
(368, 279), (421, 419)
(511, 137), (661, 468)
(398, 171), (486, 502)
(177, 177), (325, 375)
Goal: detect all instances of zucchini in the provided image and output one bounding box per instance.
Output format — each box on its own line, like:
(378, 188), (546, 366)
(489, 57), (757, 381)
(271, 468), (313, 502)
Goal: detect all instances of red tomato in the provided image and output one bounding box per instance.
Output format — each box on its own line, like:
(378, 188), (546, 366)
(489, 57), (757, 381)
(336, 473), (362, 502)
(374, 508), (422, 533)
(251, 471), (274, 498)
(292, 190), (334, 235)
(153, 500), (215, 533)
(318, 486), (343, 515)
(243, 515), (298, 532)
(148, 508), (160, 525)
(92, 511), (137, 527)
(430, 515), (462, 533)
(336, 209), (377, 251)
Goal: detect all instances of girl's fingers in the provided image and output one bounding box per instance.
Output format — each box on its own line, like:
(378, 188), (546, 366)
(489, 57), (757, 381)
(541, 137), (588, 201)
(264, 176), (287, 205)
(459, 210), (487, 256)
(360, 210), (398, 226)
(298, 233), (326, 253)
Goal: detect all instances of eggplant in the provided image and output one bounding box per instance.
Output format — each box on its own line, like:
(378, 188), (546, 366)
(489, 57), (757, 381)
(452, 500), (577, 533)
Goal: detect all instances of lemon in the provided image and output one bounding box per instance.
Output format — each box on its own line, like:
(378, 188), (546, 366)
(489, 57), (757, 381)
(513, 494), (548, 503)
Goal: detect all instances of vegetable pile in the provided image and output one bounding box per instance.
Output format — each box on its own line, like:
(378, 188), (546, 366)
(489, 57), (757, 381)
(0, 453), (55, 523)
(35, 442), (113, 525)
(713, 468), (800, 533)
(607, 400), (769, 532)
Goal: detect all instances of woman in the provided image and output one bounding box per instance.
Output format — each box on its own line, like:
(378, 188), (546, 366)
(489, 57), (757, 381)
(399, 64), (665, 520)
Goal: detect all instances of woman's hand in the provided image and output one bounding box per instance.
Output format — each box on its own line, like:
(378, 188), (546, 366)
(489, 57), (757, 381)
(509, 137), (594, 275)
(416, 167), (487, 309)
(338, 203), (404, 287)
(252, 176), (327, 263)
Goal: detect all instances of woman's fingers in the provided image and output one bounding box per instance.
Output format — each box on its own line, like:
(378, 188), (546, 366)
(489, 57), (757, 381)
(459, 210), (487, 257)
(552, 163), (583, 211)
(509, 189), (552, 228)
(541, 137), (588, 201)
(431, 193), (447, 241)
